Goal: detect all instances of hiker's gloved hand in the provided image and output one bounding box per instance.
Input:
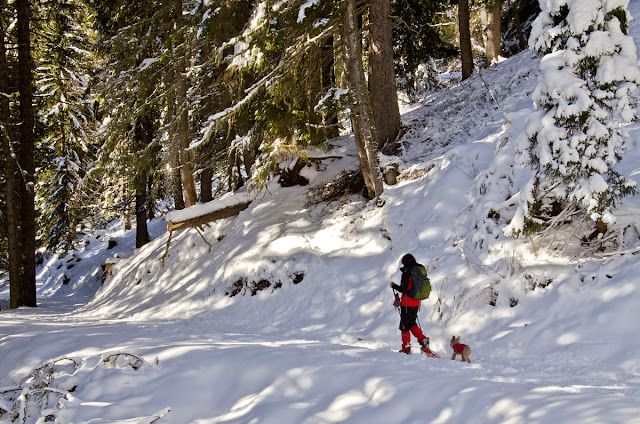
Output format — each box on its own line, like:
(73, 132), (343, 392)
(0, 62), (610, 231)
(389, 282), (394, 288)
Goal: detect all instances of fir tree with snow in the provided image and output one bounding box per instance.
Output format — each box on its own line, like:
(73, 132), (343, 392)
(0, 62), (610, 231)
(510, 0), (640, 235)
(36, 0), (96, 253)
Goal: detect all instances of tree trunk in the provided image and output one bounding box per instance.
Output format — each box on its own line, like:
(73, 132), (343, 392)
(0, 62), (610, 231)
(511, 0), (527, 51)
(458, 0), (474, 80)
(147, 175), (155, 219)
(308, 41), (323, 143)
(226, 133), (245, 191)
(341, 0), (383, 199)
(321, 36), (339, 139)
(177, 64), (197, 206)
(164, 0), (185, 210)
(171, 154), (185, 209)
(200, 167), (213, 202)
(197, 37), (214, 204)
(12, 0), (36, 308)
(333, 33), (345, 94)
(135, 191), (150, 248)
(242, 133), (258, 179)
(133, 114), (151, 248)
(173, 0), (196, 207)
(369, 0), (401, 149)
(482, 0), (502, 67)
(123, 203), (132, 231)
(1, 0), (22, 309)
(167, 78), (185, 210)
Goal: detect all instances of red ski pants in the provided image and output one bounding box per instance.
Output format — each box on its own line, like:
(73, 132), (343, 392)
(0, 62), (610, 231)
(399, 306), (427, 349)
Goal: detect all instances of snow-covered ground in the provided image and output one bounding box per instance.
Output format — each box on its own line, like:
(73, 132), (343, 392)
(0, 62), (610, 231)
(3, 2), (640, 423)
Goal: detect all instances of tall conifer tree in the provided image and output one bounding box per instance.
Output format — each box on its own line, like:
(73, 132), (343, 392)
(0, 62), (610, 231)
(10, 0), (36, 308)
(37, 0), (95, 253)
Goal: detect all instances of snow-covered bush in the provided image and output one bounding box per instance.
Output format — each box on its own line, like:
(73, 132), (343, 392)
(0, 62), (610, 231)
(507, 0), (640, 236)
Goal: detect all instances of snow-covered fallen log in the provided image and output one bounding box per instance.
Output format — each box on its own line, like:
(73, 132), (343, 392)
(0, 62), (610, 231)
(165, 192), (252, 231)
(162, 192), (253, 266)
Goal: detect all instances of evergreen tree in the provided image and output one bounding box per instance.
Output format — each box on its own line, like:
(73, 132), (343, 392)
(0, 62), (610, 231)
(194, 0), (343, 192)
(503, 0), (540, 56)
(342, 0), (383, 198)
(190, 0), (254, 196)
(195, 0), (397, 198)
(507, 0), (639, 236)
(9, 0), (37, 308)
(0, 0), (13, 272)
(36, 0), (96, 253)
(93, 0), (168, 228)
(391, 0), (457, 96)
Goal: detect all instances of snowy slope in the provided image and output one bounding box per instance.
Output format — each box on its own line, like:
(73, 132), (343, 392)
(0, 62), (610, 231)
(2, 2), (640, 423)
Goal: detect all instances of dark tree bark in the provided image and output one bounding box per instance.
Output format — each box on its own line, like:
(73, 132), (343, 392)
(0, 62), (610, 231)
(511, 0), (527, 51)
(171, 157), (185, 209)
(458, 0), (474, 80)
(1, 0), (22, 309)
(168, 89), (185, 210)
(341, 0), (383, 199)
(369, 0), (401, 149)
(177, 62), (197, 207)
(11, 0), (36, 308)
(133, 114), (152, 248)
(321, 36), (339, 139)
(200, 168), (213, 203)
(135, 191), (149, 248)
(163, 0), (185, 211)
(483, 0), (502, 67)
(146, 175), (155, 219)
(172, 0), (197, 207)
(198, 38), (214, 204)
(241, 133), (258, 179)
(307, 41), (323, 143)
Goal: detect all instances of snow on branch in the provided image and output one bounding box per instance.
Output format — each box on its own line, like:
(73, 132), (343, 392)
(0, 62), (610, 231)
(0, 354), (165, 423)
(504, 0), (640, 236)
(191, 21), (338, 151)
(102, 353), (145, 371)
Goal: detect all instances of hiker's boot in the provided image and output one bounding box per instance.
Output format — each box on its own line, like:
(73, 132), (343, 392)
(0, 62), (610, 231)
(420, 337), (430, 352)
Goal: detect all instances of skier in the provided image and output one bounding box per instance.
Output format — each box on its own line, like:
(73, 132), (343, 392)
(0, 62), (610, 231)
(390, 253), (430, 354)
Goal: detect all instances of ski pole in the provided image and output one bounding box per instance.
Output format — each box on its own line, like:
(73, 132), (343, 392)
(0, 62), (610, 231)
(391, 286), (401, 313)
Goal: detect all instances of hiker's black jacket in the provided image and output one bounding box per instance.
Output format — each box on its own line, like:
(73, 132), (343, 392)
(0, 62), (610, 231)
(391, 264), (421, 307)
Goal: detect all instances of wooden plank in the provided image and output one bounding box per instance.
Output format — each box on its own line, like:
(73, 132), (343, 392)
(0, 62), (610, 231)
(166, 201), (251, 231)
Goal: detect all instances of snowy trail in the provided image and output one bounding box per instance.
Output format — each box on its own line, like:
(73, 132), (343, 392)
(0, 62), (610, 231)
(2, 298), (640, 423)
